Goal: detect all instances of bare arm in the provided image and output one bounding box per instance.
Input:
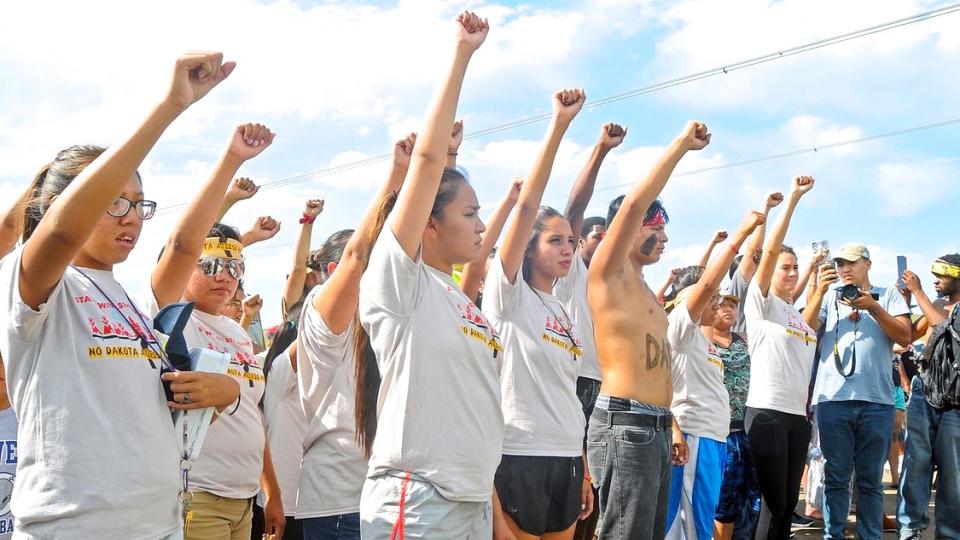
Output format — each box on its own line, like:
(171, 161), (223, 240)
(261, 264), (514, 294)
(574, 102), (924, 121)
(389, 13), (488, 258)
(446, 120), (463, 168)
(281, 199), (324, 315)
(151, 123), (274, 309)
(697, 230), (727, 268)
(460, 179), (520, 302)
(656, 268), (681, 305)
(738, 191), (783, 282)
(0, 186), (32, 258)
(590, 122), (711, 281)
(311, 135), (414, 335)
(686, 212), (764, 322)
(804, 265), (837, 331)
(216, 177), (259, 222)
(499, 89), (584, 283)
(241, 215), (281, 248)
(564, 123), (626, 242)
(901, 270), (947, 340)
(755, 177), (814, 297)
(260, 439), (286, 538)
(792, 254), (823, 304)
(20, 52), (233, 309)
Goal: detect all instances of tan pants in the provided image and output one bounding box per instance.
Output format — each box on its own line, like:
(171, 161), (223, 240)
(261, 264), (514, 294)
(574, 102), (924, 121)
(184, 491), (253, 540)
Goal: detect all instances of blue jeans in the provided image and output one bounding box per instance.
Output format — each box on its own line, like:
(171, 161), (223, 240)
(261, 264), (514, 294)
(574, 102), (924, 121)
(817, 400), (894, 540)
(897, 377), (960, 539)
(301, 513), (360, 540)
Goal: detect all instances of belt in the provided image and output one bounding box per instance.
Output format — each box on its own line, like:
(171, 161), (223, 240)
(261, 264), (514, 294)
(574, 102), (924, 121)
(592, 407), (672, 430)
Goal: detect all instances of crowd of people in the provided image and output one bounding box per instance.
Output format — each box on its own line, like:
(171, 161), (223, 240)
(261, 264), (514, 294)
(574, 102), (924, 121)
(0, 11), (956, 540)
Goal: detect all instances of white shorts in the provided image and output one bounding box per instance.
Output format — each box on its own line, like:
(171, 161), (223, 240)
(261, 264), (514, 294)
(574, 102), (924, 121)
(360, 470), (492, 539)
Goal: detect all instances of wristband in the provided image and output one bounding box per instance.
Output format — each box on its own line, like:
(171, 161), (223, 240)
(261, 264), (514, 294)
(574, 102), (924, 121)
(728, 243), (741, 254)
(299, 213), (316, 225)
(583, 472), (592, 483)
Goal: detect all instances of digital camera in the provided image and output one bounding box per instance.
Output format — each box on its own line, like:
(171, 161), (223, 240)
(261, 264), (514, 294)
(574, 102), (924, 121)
(837, 283), (879, 302)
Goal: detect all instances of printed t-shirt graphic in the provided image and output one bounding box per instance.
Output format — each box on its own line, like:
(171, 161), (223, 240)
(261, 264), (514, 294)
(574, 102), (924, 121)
(484, 258), (585, 457)
(0, 252), (179, 539)
(296, 285), (367, 518)
(358, 228), (505, 502)
(146, 297), (266, 500)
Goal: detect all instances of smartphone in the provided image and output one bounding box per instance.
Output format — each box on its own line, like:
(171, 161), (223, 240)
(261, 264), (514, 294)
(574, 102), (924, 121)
(812, 240), (832, 266)
(896, 255), (907, 290)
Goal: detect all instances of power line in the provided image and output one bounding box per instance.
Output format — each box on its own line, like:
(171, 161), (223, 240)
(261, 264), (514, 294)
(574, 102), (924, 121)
(156, 1), (960, 216)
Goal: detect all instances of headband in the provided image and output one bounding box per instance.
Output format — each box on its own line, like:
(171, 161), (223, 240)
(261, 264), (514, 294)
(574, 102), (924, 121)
(932, 260), (960, 279)
(202, 237), (244, 260)
(643, 207), (667, 227)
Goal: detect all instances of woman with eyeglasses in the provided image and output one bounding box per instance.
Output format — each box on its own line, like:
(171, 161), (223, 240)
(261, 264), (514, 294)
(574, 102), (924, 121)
(0, 52), (240, 539)
(664, 211), (764, 540)
(481, 89), (594, 540)
(146, 121), (284, 540)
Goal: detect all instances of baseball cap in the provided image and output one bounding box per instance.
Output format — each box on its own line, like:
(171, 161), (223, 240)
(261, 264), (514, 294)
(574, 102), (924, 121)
(834, 243), (870, 262)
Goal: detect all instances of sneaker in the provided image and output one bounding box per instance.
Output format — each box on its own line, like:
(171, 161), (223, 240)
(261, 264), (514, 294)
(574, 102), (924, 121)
(792, 512), (816, 528)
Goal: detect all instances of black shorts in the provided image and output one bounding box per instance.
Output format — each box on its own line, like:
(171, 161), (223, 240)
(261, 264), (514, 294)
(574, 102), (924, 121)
(494, 454), (583, 535)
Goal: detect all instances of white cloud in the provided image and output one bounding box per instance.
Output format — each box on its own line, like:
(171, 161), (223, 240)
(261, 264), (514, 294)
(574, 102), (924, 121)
(874, 158), (958, 217)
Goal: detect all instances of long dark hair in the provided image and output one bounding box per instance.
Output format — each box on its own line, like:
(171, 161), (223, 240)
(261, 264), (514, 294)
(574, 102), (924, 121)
(521, 206), (564, 284)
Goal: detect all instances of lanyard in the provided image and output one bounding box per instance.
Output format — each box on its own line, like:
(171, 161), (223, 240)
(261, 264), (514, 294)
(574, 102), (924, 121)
(533, 288), (580, 361)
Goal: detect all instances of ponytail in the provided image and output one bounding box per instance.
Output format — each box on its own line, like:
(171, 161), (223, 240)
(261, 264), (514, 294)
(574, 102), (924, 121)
(353, 189), (399, 458)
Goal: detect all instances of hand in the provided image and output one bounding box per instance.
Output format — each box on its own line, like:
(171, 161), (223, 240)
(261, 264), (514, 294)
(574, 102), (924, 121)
(163, 371), (240, 410)
(227, 123), (275, 162)
(711, 230), (729, 245)
(791, 175), (815, 197)
(672, 436), (689, 465)
(303, 198), (324, 218)
(242, 294), (263, 317)
(506, 178), (523, 204)
(226, 177), (259, 203)
(449, 120), (464, 155)
(164, 51), (235, 111)
(455, 11), (489, 52)
(901, 270), (923, 295)
(599, 123), (628, 150)
(669, 267), (681, 280)
(553, 88), (586, 123)
(817, 265), (840, 294)
(392, 133), (417, 170)
(765, 191), (784, 209)
(677, 121), (711, 151)
(246, 216), (281, 244)
(843, 289), (881, 312)
(738, 211), (767, 234)
(578, 477), (595, 520)
(262, 494), (286, 540)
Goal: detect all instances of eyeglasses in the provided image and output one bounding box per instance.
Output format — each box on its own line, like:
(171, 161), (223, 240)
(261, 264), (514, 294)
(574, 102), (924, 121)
(107, 197), (157, 220)
(198, 256), (245, 280)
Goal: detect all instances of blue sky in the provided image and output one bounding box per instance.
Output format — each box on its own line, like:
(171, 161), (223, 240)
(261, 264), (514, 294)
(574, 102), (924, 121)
(2, 0), (958, 325)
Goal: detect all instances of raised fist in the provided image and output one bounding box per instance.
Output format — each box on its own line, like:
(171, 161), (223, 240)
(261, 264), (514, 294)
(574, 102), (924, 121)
(393, 133), (417, 169)
(553, 88), (586, 123)
(738, 211), (766, 233)
(248, 216), (281, 243)
(792, 176), (815, 196)
(165, 51), (235, 111)
(506, 178), (523, 204)
(711, 230), (728, 244)
(228, 123), (275, 161)
(456, 11), (489, 52)
(449, 120), (464, 155)
(242, 294), (262, 317)
(599, 123), (628, 150)
(678, 121), (711, 151)
(304, 199), (324, 218)
(226, 177), (259, 202)
(765, 192), (784, 209)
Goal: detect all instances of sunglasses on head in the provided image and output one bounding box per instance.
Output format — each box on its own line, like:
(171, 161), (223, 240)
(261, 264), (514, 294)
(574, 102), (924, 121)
(198, 256), (245, 280)
(107, 196), (157, 220)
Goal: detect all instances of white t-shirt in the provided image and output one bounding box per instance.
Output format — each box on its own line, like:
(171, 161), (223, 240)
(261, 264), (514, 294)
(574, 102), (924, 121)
(553, 255), (601, 381)
(0, 407), (19, 540)
(147, 299), (266, 500)
(668, 304), (730, 442)
(744, 282), (817, 415)
(0, 252), (179, 539)
(257, 350), (306, 516)
(296, 285), (367, 518)
(484, 258), (584, 457)
(358, 226), (504, 502)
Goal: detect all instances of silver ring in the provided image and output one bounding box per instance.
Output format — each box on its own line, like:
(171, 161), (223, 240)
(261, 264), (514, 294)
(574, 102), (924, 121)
(183, 392), (191, 403)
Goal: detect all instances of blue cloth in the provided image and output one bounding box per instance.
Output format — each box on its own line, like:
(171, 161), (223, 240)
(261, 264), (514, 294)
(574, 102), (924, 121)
(714, 431), (760, 530)
(817, 400), (894, 540)
(666, 434), (726, 540)
(302, 513), (361, 540)
(813, 285), (910, 406)
(897, 377), (960, 540)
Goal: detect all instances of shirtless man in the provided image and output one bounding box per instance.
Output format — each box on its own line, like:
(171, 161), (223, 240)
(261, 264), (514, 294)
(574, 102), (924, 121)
(586, 120), (711, 540)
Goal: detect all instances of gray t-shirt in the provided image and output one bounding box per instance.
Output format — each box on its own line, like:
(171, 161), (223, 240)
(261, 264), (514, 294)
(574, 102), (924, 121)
(0, 407), (16, 540)
(728, 269), (749, 335)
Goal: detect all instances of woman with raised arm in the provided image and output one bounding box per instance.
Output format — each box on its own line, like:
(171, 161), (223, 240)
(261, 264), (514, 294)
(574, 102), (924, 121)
(742, 176), (816, 540)
(147, 122), (283, 540)
(281, 198), (325, 317)
(355, 12), (503, 538)
(664, 210), (765, 540)
(294, 134), (411, 540)
(484, 89), (591, 540)
(460, 178), (521, 305)
(0, 52), (239, 539)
